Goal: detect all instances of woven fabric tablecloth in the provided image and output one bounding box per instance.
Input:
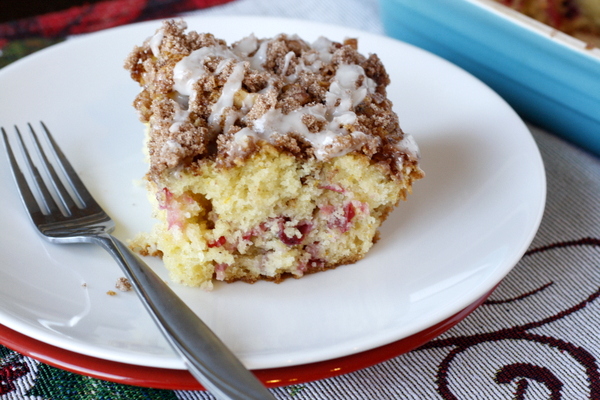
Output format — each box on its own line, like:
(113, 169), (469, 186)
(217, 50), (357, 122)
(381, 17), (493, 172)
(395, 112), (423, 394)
(1, 0), (600, 399)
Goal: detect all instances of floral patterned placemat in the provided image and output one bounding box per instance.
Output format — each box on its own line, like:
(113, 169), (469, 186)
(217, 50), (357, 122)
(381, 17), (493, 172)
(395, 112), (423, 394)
(0, 0), (233, 68)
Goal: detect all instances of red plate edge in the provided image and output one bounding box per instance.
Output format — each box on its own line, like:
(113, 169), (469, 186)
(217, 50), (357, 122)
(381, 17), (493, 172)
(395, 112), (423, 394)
(0, 287), (494, 391)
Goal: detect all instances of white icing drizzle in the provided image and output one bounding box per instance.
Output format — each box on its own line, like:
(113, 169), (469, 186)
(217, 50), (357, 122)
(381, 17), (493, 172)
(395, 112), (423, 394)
(250, 40), (270, 70)
(208, 62), (246, 128)
(239, 62), (378, 159)
(232, 127), (258, 146)
(395, 133), (421, 160)
(232, 34), (259, 57)
(162, 29), (406, 161)
(172, 45), (238, 96)
(281, 51), (295, 77)
(326, 64), (375, 117)
(149, 30), (164, 57)
(165, 139), (183, 152)
(169, 103), (190, 133)
(247, 103), (373, 160)
(311, 36), (334, 64)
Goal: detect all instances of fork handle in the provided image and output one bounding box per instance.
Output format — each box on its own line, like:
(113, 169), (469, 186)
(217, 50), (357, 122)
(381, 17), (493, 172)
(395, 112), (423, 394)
(93, 233), (276, 400)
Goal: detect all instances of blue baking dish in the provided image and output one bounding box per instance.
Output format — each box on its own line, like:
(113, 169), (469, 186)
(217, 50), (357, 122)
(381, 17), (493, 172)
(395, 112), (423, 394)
(380, 0), (600, 156)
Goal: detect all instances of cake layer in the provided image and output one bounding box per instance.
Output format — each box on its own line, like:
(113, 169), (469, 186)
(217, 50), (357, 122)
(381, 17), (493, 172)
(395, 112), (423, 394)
(130, 144), (419, 290)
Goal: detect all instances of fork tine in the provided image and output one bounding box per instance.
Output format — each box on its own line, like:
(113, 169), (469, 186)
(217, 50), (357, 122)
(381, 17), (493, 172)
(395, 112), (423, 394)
(29, 123), (78, 215)
(38, 122), (99, 210)
(14, 125), (63, 216)
(2, 127), (47, 218)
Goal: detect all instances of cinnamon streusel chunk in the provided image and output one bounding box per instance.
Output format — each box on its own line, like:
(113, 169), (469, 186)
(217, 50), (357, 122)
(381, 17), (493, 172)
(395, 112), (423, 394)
(125, 20), (424, 290)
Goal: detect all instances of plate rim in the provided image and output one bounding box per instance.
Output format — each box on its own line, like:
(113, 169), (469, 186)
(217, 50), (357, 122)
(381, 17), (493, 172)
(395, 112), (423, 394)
(0, 287), (495, 389)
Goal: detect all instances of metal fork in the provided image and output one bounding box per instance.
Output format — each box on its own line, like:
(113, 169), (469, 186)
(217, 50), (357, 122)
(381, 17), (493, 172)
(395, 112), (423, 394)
(1, 122), (276, 400)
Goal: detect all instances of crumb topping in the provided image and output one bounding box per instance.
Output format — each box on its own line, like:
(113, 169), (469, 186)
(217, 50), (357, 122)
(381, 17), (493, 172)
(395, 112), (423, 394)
(116, 277), (133, 292)
(124, 20), (421, 181)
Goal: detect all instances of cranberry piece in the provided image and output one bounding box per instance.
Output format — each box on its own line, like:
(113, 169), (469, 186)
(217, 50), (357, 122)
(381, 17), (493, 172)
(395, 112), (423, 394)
(344, 202), (356, 224)
(208, 236), (226, 248)
(320, 184), (344, 193)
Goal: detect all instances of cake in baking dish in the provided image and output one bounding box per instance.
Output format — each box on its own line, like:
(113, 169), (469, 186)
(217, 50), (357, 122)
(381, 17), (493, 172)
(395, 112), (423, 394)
(495, 0), (600, 46)
(124, 20), (424, 290)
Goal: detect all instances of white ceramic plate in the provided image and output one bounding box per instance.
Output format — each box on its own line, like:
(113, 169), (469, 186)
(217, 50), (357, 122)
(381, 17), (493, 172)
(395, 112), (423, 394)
(0, 16), (545, 371)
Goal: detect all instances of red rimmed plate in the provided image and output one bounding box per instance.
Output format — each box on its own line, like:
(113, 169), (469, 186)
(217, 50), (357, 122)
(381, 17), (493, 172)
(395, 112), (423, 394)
(0, 288), (492, 390)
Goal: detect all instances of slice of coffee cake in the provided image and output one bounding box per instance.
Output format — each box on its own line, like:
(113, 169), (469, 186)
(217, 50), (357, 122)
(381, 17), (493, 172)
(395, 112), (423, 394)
(125, 20), (423, 290)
